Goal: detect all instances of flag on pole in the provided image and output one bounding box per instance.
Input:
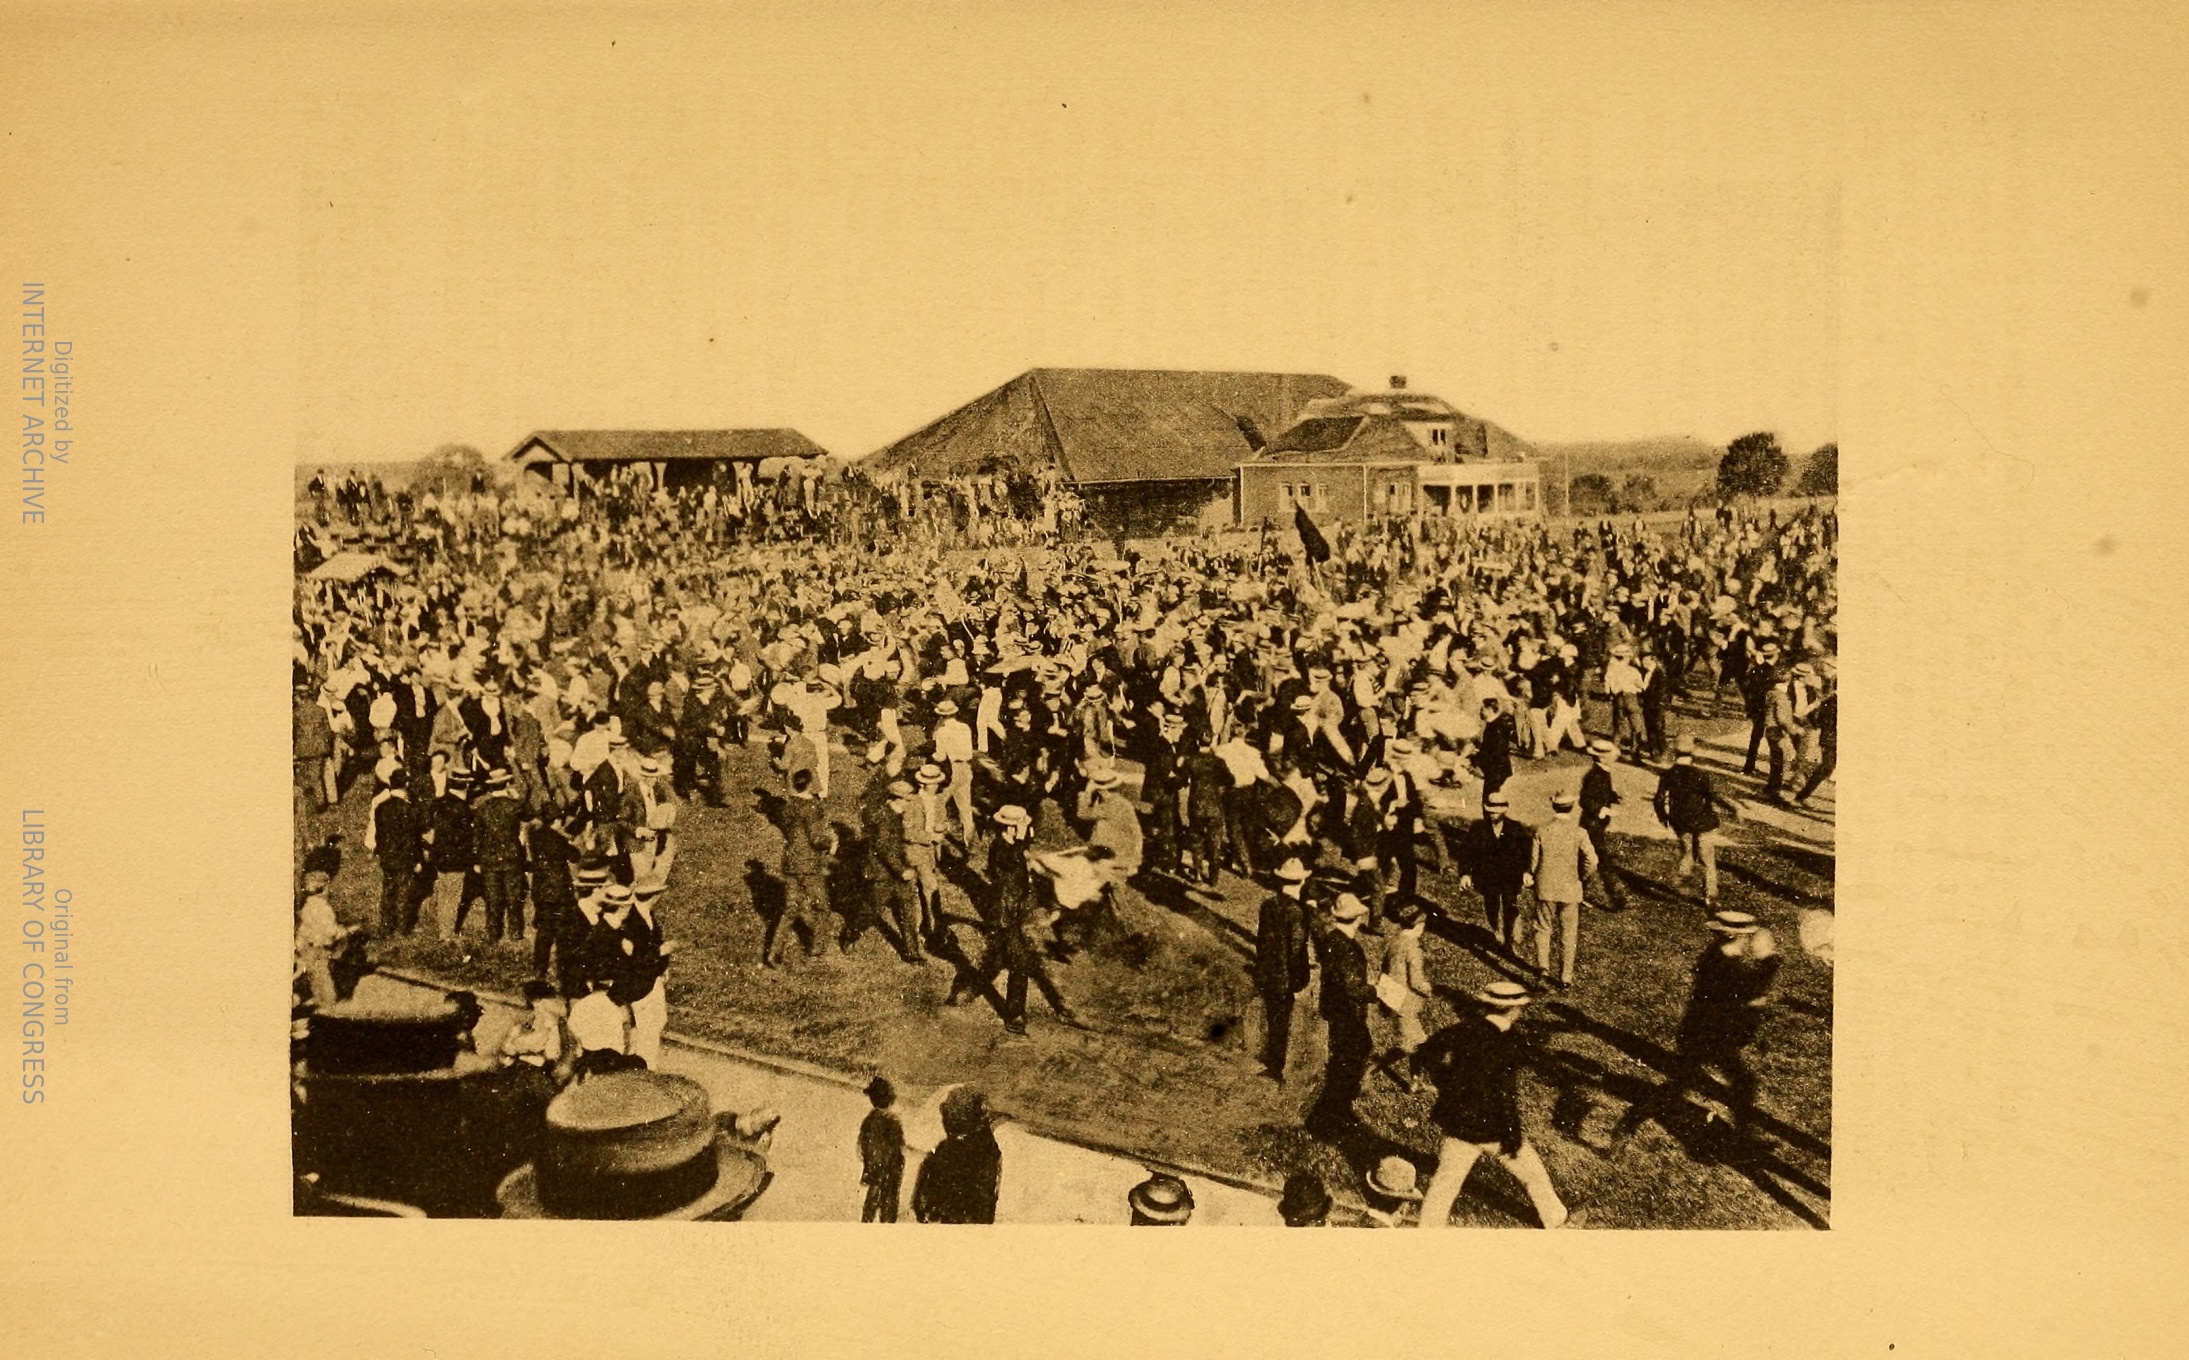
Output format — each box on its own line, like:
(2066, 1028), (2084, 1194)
(1294, 503), (1332, 564)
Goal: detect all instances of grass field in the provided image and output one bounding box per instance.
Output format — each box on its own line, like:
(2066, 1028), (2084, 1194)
(306, 688), (1832, 1227)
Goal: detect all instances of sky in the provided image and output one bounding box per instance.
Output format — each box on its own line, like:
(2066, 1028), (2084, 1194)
(279, 7), (1855, 466)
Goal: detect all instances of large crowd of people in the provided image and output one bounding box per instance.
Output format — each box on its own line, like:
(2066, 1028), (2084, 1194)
(294, 458), (1836, 1221)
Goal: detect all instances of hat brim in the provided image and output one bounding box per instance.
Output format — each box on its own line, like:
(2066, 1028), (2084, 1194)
(496, 1124), (770, 1221)
(1473, 990), (1534, 1008)
(1366, 1170), (1423, 1202)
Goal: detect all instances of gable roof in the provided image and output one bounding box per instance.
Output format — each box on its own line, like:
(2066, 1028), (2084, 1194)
(508, 429), (830, 465)
(1252, 386), (1538, 467)
(864, 368), (1353, 484)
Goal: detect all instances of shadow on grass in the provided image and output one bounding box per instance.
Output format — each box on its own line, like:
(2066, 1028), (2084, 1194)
(1134, 873), (1256, 963)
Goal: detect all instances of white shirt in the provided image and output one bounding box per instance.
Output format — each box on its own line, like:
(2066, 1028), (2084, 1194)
(932, 718), (976, 764)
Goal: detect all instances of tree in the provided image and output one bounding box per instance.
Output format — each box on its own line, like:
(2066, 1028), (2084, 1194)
(1569, 473), (1616, 515)
(1796, 442), (1838, 496)
(1617, 474), (1659, 514)
(1716, 431), (1789, 501)
(411, 443), (495, 495)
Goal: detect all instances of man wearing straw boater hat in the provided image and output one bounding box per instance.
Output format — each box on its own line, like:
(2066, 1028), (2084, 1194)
(1414, 981), (1569, 1229)
(496, 1070), (774, 1220)
(1254, 858), (1314, 1083)
(1529, 788), (1598, 988)
(1579, 738), (1628, 913)
(1306, 891), (1376, 1138)
(1456, 787), (1534, 953)
(945, 805), (1078, 1034)
(1614, 909), (1782, 1156)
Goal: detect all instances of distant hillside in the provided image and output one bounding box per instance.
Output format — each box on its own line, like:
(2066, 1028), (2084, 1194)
(1533, 437), (1726, 513)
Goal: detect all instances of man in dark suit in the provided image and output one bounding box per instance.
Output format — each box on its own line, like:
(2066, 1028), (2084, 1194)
(1415, 981), (1569, 1229)
(457, 676), (515, 773)
(472, 767), (528, 947)
(424, 769), (475, 940)
(1579, 739), (1628, 912)
(1306, 891), (1375, 1137)
(368, 774), (424, 937)
(1456, 789), (1535, 951)
(1254, 858), (1313, 1081)
(946, 805), (1075, 1033)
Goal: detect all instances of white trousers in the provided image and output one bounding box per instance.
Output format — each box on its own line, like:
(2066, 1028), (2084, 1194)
(1417, 1136), (1567, 1229)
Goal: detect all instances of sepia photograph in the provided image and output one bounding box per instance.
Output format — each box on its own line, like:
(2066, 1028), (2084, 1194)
(9, 1), (2186, 1354)
(292, 371), (1837, 1228)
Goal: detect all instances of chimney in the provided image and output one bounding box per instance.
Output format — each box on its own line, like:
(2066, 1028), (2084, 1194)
(1389, 375), (1407, 390)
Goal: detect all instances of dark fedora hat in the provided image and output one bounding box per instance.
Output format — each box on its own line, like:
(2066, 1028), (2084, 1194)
(496, 1071), (770, 1221)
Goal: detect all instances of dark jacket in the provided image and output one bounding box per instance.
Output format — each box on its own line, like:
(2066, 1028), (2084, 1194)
(1654, 762), (1723, 835)
(1678, 945), (1782, 1057)
(1185, 750), (1229, 825)
(426, 793), (474, 872)
(472, 791), (527, 870)
(1457, 815), (1534, 895)
(1313, 924), (1372, 1022)
(780, 796), (833, 879)
(1580, 763), (1619, 831)
(372, 793), (424, 867)
(1254, 890), (1311, 996)
(858, 1108), (905, 1188)
(1421, 1016), (1526, 1150)
(912, 1128), (1002, 1224)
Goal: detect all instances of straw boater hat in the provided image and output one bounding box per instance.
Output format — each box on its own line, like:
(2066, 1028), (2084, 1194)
(1483, 789), (1512, 810)
(1550, 788), (1577, 811)
(915, 763), (946, 787)
(638, 756), (662, 777)
(1273, 858), (1310, 882)
(1085, 764), (1120, 789)
(1588, 738), (1616, 757)
(1362, 766), (1391, 787)
(1475, 980), (1534, 1009)
(1367, 1155), (1423, 1202)
(495, 1071), (772, 1220)
(993, 805), (1031, 829)
(886, 779), (915, 799)
(1127, 1172), (1195, 1226)
(1329, 893), (1369, 925)
(932, 698), (959, 717)
(1708, 909), (1761, 935)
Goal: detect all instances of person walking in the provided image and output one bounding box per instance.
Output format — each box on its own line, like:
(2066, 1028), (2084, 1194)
(1413, 981), (1569, 1229)
(1306, 892), (1375, 1137)
(1377, 901), (1433, 1093)
(869, 778), (926, 964)
(945, 806), (1077, 1033)
(1795, 670), (1836, 807)
(768, 767), (838, 967)
(1579, 739), (1628, 912)
(857, 1076), (905, 1223)
(1614, 909), (1783, 1157)
(1653, 735), (1741, 905)
(1253, 858), (1314, 1082)
(1456, 789), (1534, 953)
(1529, 790), (1598, 988)
(930, 699), (978, 847)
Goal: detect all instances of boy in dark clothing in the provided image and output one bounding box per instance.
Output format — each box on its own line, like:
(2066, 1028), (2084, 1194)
(858, 1076), (906, 1223)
